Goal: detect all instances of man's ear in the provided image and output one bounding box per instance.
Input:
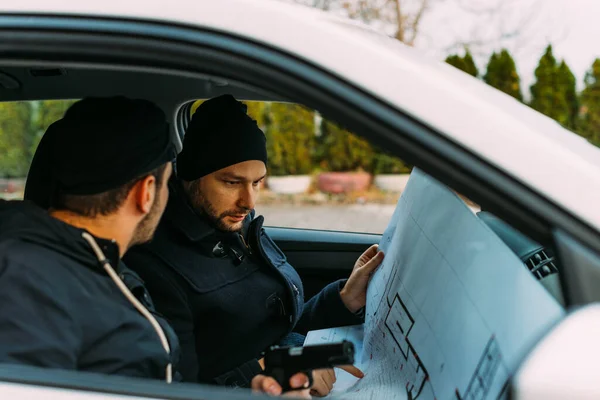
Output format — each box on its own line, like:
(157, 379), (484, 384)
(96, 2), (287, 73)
(133, 175), (156, 215)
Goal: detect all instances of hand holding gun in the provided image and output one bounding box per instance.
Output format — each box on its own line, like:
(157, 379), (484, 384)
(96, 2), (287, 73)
(263, 340), (355, 393)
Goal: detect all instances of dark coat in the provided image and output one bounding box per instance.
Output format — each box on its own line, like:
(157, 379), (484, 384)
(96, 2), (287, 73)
(0, 200), (180, 380)
(124, 180), (362, 387)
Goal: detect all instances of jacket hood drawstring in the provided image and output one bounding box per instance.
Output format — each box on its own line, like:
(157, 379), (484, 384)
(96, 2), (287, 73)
(81, 232), (173, 383)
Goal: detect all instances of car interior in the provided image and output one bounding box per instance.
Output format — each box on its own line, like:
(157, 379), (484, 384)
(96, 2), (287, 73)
(0, 64), (564, 304)
(0, 16), (577, 397)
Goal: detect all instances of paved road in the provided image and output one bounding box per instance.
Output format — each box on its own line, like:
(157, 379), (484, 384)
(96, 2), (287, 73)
(255, 204), (396, 234)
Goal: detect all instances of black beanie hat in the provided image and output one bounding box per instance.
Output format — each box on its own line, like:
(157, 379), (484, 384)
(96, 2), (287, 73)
(25, 96), (176, 208)
(176, 94), (267, 181)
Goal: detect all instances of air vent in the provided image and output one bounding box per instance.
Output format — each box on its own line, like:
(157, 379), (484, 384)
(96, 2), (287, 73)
(29, 68), (67, 77)
(526, 250), (558, 279)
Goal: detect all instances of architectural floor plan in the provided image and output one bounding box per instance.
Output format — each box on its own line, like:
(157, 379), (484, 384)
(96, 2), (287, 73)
(306, 170), (564, 399)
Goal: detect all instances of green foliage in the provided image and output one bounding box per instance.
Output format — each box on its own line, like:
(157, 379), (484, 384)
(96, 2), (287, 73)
(0, 100), (74, 178)
(557, 61), (579, 131)
(580, 59), (600, 146)
(483, 49), (522, 101)
(244, 101), (268, 131)
(0, 102), (31, 177)
(264, 103), (316, 176)
(314, 120), (375, 173)
(462, 51), (479, 78)
(529, 45), (571, 127)
(0, 97), (413, 180)
(372, 152), (411, 174)
(247, 101), (409, 175)
(445, 54), (465, 70)
(445, 50), (478, 77)
(31, 100), (76, 154)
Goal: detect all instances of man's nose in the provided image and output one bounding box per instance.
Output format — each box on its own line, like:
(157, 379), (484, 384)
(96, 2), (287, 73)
(238, 184), (256, 210)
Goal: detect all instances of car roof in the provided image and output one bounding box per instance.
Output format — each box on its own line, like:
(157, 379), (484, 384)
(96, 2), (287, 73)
(2, 0), (600, 231)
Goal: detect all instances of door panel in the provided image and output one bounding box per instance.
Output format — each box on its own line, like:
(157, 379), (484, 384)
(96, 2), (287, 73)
(0, 364), (257, 400)
(265, 227), (380, 299)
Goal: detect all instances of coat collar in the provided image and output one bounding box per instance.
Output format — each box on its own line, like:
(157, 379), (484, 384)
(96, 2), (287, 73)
(163, 178), (252, 244)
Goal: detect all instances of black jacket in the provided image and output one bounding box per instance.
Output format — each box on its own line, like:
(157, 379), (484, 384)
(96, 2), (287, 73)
(0, 200), (180, 380)
(124, 181), (362, 387)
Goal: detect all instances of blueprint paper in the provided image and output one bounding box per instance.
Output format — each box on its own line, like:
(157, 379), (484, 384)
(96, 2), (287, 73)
(304, 325), (365, 393)
(307, 169), (564, 399)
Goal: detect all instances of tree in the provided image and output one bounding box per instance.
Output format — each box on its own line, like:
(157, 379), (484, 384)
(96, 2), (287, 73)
(483, 49), (522, 101)
(462, 51), (479, 77)
(529, 45), (570, 127)
(445, 50), (478, 77)
(244, 101), (268, 131)
(294, 0), (549, 61)
(265, 103), (316, 176)
(294, 0), (435, 46)
(340, 0), (432, 46)
(315, 120), (375, 172)
(580, 59), (600, 146)
(445, 54), (467, 73)
(0, 102), (32, 177)
(556, 61), (578, 131)
(31, 100), (76, 155)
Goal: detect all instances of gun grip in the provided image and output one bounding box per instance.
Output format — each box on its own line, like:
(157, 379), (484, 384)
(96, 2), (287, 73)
(265, 368), (313, 393)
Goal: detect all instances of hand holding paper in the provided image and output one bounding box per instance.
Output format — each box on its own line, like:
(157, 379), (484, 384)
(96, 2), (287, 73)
(340, 244), (385, 313)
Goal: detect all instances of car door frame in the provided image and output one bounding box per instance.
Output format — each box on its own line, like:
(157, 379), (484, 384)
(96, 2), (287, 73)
(265, 227), (381, 298)
(0, 15), (597, 256)
(0, 12), (599, 397)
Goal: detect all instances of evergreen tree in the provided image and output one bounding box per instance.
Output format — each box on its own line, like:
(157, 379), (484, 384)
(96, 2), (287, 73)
(529, 45), (570, 126)
(484, 52), (499, 82)
(445, 51), (478, 77)
(462, 50), (479, 78)
(557, 60), (579, 131)
(483, 49), (522, 101)
(580, 58), (600, 146)
(445, 54), (466, 72)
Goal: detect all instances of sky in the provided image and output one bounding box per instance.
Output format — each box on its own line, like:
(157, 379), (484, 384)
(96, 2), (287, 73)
(415, 0), (600, 92)
(292, 0), (600, 93)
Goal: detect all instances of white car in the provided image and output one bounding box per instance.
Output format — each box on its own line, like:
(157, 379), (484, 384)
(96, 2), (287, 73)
(0, 0), (599, 399)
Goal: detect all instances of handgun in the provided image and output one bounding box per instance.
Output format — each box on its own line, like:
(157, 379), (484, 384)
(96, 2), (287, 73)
(263, 340), (355, 392)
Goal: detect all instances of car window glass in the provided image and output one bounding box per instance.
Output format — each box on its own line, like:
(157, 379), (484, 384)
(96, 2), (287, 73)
(0, 99), (478, 235)
(0, 100), (76, 200)
(189, 100), (478, 234)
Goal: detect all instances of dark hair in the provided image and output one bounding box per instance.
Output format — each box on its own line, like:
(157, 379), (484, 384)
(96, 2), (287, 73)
(54, 163), (169, 217)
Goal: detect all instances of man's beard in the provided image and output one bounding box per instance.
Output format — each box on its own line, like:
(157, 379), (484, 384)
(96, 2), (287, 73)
(130, 195), (162, 247)
(186, 182), (248, 233)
